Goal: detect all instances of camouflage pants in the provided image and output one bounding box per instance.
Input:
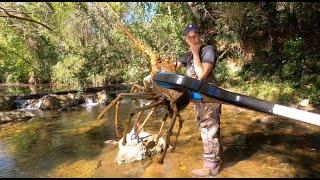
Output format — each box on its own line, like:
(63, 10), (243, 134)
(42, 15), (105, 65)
(195, 101), (223, 173)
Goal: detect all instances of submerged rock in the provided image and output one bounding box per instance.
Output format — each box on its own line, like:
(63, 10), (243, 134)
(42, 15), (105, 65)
(0, 111), (35, 124)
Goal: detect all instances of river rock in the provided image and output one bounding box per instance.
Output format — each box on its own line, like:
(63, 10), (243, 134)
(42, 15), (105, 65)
(0, 96), (15, 110)
(41, 95), (64, 110)
(0, 111), (35, 124)
(26, 93), (84, 110)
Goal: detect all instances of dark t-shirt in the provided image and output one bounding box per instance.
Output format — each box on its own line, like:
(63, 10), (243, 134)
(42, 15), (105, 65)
(177, 45), (217, 84)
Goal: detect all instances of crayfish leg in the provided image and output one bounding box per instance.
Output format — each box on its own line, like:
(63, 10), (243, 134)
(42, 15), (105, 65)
(158, 106), (178, 164)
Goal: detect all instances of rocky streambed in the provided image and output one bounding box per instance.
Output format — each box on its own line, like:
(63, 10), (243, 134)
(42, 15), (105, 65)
(1, 87), (320, 178)
(0, 90), (112, 125)
(0, 111), (35, 125)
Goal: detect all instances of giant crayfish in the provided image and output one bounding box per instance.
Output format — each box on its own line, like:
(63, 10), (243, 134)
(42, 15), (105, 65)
(97, 56), (191, 164)
(96, 4), (194, 163)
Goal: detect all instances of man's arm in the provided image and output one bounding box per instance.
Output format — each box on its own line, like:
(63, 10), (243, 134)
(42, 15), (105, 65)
(194, 61), (213, 80)
(191, 45), (215, 80)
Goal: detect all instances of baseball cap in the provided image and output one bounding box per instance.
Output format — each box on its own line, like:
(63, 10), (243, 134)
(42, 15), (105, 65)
(183, 23), (199, 35)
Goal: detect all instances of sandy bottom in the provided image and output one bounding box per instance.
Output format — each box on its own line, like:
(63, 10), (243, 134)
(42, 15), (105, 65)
(92, 103), (320, 178)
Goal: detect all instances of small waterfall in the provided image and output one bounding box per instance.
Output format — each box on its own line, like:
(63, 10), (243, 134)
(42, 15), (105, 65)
(27, 99), (43, 109)
(82, 97), (98, 107)
(14, 99), (29, 109)
(15, 98), (44, 110)
(86, 98), (94, 104)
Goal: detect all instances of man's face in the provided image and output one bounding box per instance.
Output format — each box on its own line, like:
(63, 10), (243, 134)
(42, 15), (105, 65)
(186, 31), (201, 46)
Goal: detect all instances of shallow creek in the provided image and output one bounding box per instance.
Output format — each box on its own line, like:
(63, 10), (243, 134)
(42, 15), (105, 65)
(1, 101), (320, 178)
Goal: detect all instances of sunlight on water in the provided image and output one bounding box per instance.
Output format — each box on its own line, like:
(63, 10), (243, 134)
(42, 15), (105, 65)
(0, 101), (137, 177)
(1, 100), (320, 177)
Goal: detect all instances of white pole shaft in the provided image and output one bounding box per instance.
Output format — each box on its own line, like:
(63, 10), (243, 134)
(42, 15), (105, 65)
(272, 104), (320, 126)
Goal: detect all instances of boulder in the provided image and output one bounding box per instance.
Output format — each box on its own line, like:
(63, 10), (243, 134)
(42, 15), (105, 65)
(26, 93), (84, 110)
(39, 95), (62, 110)
(0, 96), (15, 110)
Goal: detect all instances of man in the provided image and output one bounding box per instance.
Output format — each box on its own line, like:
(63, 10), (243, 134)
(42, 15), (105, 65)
(176, 24), (223, 177)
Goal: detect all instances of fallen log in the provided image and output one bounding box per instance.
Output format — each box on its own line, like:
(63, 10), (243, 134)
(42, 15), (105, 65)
(11, 87), (104, 100)
(6, 84), (132, 101)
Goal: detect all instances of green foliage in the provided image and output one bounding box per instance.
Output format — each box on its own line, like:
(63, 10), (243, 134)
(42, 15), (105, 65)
(215, 61), (231, 84)
(52, 55), (85, 84)
(308, 87), (320, 105)
(279, 37), (304, 80)
(123, 58), (150, 83)
(283, 37), (303, 60)
(0, 2), (319, 106)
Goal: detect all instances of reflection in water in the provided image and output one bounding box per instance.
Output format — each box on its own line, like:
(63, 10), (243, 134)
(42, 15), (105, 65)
(0, 141), (28, 178)
(0, 101), (136, 178)
(1, 99), (320, 177)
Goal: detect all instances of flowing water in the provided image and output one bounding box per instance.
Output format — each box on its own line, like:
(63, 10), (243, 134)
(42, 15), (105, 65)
(1, 90), (320, 177)
(0, 102), (132, 178)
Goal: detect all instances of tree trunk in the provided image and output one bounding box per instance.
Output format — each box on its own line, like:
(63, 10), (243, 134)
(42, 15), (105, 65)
(187, 2), (200, 25)
(28, 71), (36, 85)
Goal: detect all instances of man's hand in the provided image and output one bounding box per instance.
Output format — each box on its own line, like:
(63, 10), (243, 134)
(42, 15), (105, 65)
(189, 43), (201, 56)
(189, 43), (214, 81)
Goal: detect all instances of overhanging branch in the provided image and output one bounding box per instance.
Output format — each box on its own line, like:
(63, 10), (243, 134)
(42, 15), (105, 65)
(0, 6), (53, 31)
(0, 47), (40, 73)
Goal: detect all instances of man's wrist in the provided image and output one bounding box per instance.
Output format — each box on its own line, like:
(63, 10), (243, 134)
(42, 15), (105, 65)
(193, 53), (200, 57)
(193, 54), (201, 64)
